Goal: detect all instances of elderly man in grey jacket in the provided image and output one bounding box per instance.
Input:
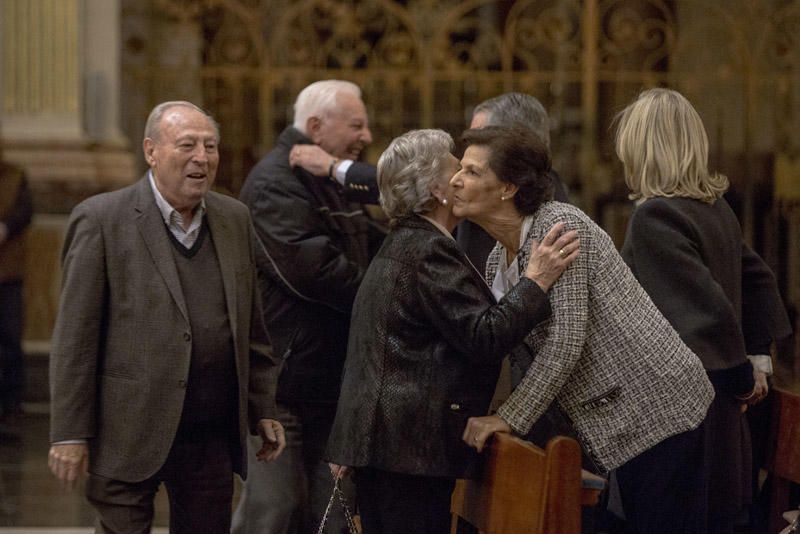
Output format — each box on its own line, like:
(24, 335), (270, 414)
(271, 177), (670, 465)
(48, 101), (285, 534)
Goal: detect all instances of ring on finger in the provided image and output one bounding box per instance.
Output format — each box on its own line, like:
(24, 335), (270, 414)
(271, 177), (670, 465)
(559, 248), (567, 259)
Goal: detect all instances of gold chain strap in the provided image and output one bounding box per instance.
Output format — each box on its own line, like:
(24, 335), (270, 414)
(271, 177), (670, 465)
(316, 477), (358, 534)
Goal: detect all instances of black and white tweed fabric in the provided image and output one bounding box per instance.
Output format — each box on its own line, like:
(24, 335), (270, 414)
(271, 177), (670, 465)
(487, 201), (714, 471)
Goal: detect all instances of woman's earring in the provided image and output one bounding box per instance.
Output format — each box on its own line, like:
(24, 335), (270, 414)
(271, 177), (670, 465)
(442, 198), (448, 205)
(500, 195), (506, 201)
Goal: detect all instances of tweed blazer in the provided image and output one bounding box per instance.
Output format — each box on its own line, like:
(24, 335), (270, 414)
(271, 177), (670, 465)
(487, 201), (714, 472)
(49, 176), (279, 483)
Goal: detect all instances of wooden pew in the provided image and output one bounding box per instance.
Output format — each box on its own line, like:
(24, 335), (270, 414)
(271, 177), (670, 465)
(768, 385), (800, 533)
(451, 434), (605, 534)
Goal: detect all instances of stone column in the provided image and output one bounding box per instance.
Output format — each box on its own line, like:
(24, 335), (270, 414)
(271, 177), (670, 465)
(1, 0), (83, 140)
(84, 0), (128, 146)
(0, 0), (136, 349)
(1, 0), (137, 211)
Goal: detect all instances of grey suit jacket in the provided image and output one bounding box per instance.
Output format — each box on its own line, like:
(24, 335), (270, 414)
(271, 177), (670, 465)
(49, 176), (279, 482)
(486, 201), (714, 472)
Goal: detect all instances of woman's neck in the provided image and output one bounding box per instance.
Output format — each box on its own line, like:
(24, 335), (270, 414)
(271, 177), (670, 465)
(478, 209), (525, 260)
(425, 203), (461, 234)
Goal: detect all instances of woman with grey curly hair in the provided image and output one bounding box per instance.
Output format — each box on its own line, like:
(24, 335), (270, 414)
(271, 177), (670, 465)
(325, 129), (578, 534)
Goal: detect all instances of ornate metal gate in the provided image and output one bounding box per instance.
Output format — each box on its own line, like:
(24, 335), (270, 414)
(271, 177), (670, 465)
(123, 0), (800, 356)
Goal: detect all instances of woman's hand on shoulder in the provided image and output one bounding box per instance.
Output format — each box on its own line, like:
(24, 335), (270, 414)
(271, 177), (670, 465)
(524, 222), (579, 291)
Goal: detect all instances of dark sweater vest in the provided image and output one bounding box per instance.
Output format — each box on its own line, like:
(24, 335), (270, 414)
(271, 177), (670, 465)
(167, 221), (237, 433)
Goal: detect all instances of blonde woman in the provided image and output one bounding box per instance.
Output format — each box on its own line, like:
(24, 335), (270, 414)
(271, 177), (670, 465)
(616, 88), (791, 533)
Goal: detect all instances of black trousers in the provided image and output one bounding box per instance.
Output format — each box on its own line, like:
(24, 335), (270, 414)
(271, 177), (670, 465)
(86, 430), (234, 534)
(0, 281), (24, 412)
(355, 467), (455, 534)
(615, 423), (708, 534)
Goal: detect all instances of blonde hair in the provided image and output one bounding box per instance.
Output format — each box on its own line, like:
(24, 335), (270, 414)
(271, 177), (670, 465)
(614, 88), (727, 203)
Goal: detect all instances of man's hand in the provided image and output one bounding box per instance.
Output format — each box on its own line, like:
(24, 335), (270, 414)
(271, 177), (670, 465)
(48, 443), (89, 488)
(751, 370), (769, 404)
(747, 355), (771, 405)
(256, 418), (286, 462)
(289, 144), (337, 177)
(737, 369), (770, 409)
(462, 414), (511, 453)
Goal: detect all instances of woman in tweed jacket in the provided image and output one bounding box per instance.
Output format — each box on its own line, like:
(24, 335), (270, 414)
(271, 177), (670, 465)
(616, 88), (791, 533)
(325, 129), (579, 534)
(453, 126), (714, 533)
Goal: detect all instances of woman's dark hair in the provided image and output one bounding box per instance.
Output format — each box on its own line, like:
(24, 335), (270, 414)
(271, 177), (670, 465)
(460, 126), (553, 215)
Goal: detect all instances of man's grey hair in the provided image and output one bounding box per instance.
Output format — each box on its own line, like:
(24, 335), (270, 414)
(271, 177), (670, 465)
(377, 129), (454, 220)
(473, 92), (550, 149)
(143, 101), (220, 142)
(293, 80), (362, 134)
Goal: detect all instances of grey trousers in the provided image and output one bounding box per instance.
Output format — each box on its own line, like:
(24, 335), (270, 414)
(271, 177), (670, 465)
(231, 403), (355, 534)
(87, 431), (234, 534)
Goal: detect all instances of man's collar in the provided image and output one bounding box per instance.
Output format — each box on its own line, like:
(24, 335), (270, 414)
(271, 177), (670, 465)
(282, 126), (313, 146)
(147, 170), (205, 225)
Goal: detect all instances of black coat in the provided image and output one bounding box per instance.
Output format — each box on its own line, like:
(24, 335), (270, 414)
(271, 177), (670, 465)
(326, 215), (551, 478)
(621, 197), (790, 383)
(621, 196), (791, 517)
(239, 126), (384, 404)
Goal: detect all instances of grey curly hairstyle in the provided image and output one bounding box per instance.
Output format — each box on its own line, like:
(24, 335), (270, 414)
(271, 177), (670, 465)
(377, 129), (455, 220)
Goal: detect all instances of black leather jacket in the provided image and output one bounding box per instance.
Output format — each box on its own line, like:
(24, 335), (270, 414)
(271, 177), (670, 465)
(239, 127), (384, 404)
(326, 215), (551, 477)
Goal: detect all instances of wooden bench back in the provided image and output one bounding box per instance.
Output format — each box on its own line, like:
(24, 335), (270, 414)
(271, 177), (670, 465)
(450, 434), (584, 534)
(771, 387), (800, 482)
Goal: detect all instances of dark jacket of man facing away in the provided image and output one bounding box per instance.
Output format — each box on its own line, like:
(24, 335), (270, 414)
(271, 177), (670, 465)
(241, 125), (382, 405)
(234, 80), (383, 534)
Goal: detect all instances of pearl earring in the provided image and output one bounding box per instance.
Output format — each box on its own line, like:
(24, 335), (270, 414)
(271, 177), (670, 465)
(501, 195), (506, 201)
(442, 198), (448, 205)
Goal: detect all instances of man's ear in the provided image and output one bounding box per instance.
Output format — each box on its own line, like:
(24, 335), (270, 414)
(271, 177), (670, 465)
(143, 138), (156, 168)
(306, 116), (323, 144)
